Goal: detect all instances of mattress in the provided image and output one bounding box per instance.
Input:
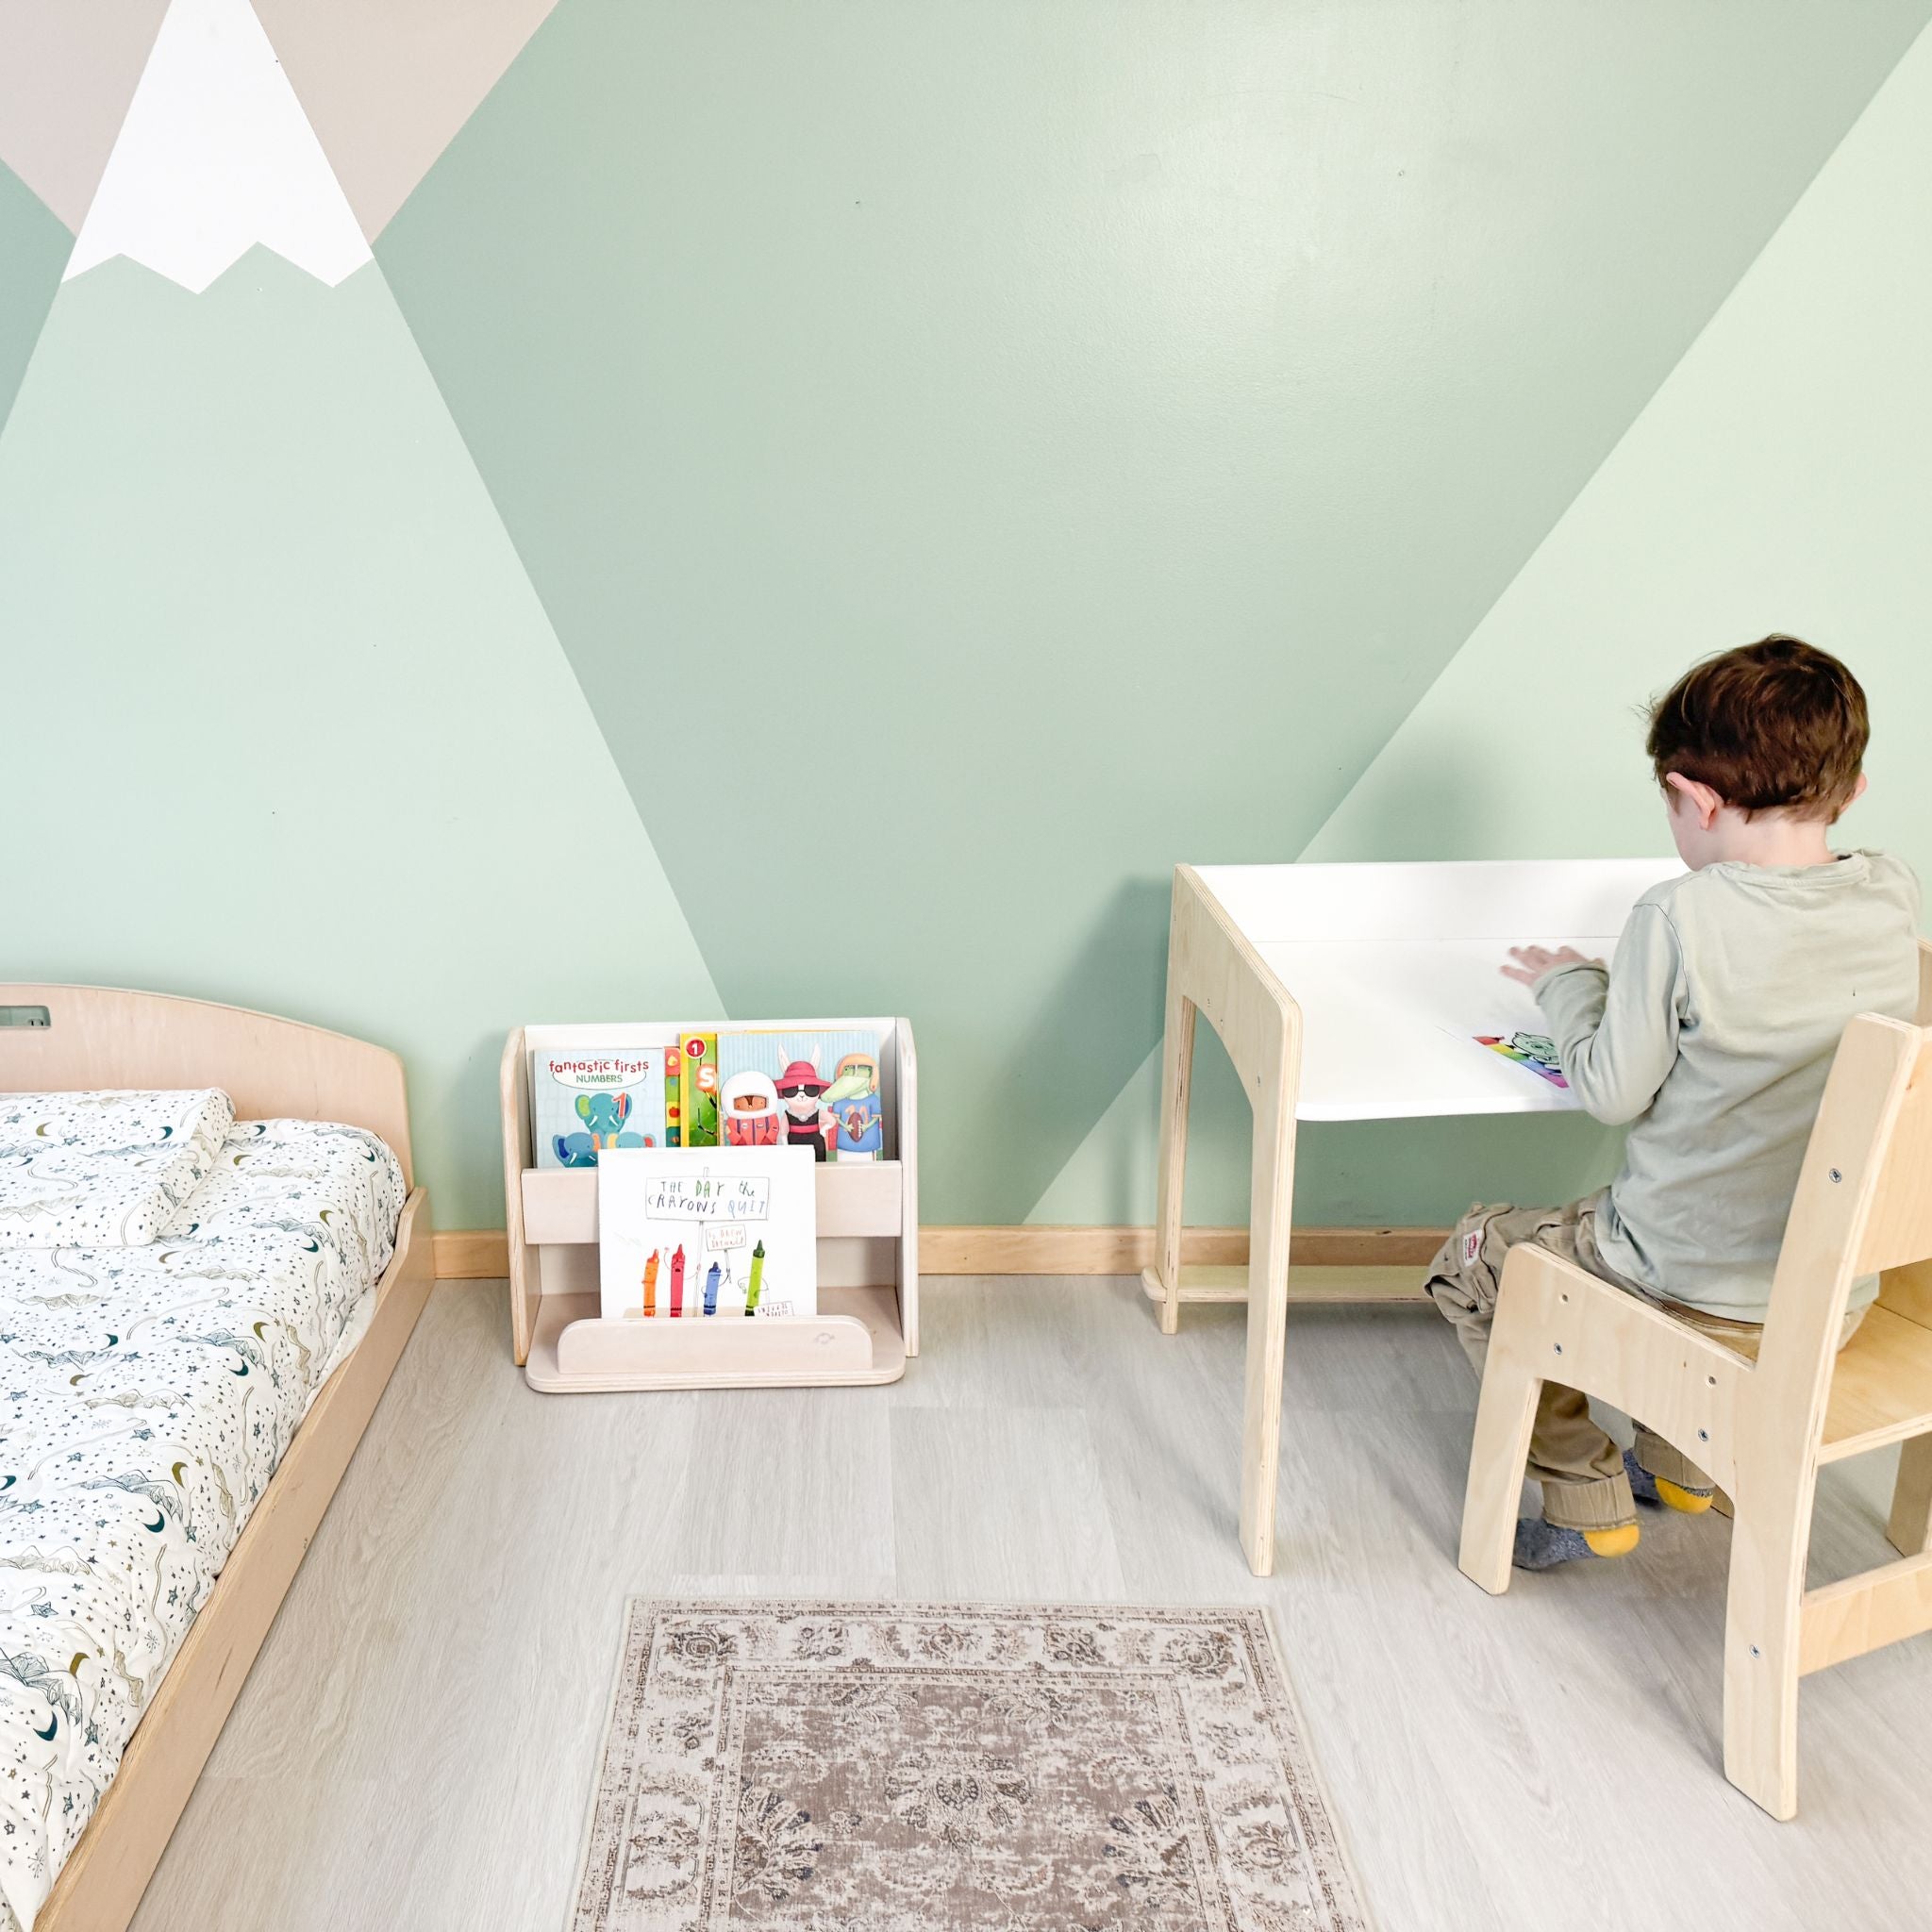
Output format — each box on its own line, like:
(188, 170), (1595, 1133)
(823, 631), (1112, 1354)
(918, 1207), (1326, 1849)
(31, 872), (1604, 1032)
(0, 1107), (407, 1932)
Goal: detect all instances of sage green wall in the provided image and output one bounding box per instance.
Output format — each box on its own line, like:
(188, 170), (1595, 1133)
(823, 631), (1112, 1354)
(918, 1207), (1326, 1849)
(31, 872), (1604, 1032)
(1038, 23), (1932, 1229)
(375, 1), (1927, 1224)
(0, 158), (63, 430)
(5, 4), (1930, 1235)
(1, 254), (719, 1225)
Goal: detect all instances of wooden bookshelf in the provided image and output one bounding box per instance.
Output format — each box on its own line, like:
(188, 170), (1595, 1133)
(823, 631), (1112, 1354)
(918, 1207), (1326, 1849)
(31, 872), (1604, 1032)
(499, 1017), (918, 1391)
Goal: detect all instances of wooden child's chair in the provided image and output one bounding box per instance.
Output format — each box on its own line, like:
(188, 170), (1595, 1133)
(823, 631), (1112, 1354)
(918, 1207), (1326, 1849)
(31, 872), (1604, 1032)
(1457, 951), (1932, 1821)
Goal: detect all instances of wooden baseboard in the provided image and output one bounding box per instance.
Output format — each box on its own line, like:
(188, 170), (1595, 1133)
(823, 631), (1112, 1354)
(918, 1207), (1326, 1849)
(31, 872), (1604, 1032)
(432, 1224), (1446, 1280)
(433, 1229), (513, 1278)
(922, 1224), (1445, 1274)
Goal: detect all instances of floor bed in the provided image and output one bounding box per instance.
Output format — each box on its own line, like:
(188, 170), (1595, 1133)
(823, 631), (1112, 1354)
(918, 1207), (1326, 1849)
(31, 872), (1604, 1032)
(0, 986), (433, 1932)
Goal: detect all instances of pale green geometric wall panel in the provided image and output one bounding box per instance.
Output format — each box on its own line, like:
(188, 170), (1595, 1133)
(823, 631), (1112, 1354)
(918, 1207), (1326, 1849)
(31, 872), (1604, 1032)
(1042, 20), (1932, 1233)
(0, 254), (720, 1226)
(1307, 22), (1932, 881)
(0, 158), (66, 434)
(378, 0), (1928, 1223)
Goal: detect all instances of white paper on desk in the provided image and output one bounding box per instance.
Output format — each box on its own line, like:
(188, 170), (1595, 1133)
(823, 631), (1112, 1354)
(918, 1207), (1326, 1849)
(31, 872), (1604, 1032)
(597, 1145), (817, 1321)
(1458, 937), (1613, 1091)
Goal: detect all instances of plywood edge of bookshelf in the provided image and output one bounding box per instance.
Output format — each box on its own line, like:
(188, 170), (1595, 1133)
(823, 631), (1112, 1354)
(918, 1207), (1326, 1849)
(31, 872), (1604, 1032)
(521, 1159), (905, 1245)
(524, 1285), (908, 1392)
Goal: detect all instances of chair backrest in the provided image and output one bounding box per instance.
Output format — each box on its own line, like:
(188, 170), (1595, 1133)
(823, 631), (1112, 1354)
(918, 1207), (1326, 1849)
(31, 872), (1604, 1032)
(1756, 992), (1932, 1458)
(1874, 941), (1932, 1331)
(1856, 1028), (1932, 1278)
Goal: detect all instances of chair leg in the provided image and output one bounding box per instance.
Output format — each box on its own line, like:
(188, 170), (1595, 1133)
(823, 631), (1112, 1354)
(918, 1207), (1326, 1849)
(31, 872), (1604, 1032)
(1457, 1352), (1541, 1595)
(1886, 1433), (1932, 1557)
(1724, 1489), (1810, 1821)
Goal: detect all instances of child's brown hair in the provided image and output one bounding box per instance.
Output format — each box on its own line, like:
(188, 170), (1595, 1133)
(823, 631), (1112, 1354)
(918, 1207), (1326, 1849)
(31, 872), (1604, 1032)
(1645, 635), (1868, 821)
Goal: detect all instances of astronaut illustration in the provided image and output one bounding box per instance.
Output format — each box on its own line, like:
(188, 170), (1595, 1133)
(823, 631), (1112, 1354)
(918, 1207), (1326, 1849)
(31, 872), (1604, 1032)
(720, 1070), (784, 1147)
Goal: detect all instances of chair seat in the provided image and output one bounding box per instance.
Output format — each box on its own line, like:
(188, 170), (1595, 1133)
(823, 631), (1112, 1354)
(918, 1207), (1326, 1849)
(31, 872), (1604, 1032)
(1819, 1306), (1932, 1463)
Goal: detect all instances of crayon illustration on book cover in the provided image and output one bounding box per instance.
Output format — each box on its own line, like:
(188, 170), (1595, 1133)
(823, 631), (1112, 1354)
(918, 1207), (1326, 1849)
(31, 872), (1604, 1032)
(717, 1027), (885, 1161)
(1474, 1031), (1569, 1089)
(597, 1145), (817, 1320)
(532, 1047), (668, 1169)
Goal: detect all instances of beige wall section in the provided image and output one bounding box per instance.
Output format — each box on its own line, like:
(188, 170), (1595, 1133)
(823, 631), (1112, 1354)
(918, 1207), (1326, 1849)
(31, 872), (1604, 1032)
(253, 0), (560, 238)
(0, 0), (167, 228)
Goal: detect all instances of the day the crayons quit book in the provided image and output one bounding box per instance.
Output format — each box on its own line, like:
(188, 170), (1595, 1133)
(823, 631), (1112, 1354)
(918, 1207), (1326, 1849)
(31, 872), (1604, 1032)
(717, 1027), (885, 1161)
(532, 1047), (669, 1169)
(596, 1145), (818, 1321)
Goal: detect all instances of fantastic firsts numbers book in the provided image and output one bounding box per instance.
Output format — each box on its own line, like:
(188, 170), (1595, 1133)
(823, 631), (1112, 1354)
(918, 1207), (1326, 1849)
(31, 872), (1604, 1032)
(533, 1048), (669, 1169)
(597, 1145), (818, 1321)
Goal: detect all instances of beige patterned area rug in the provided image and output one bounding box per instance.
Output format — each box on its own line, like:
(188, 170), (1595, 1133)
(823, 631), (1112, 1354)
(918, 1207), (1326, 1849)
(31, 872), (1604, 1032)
(567, 1599), (1370, 1932)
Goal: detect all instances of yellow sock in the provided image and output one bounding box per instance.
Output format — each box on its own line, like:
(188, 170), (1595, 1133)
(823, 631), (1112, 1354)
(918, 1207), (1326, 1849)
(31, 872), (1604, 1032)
(1581, 1523), (1641, 1558)
(1655, 1475), (1714, 1515)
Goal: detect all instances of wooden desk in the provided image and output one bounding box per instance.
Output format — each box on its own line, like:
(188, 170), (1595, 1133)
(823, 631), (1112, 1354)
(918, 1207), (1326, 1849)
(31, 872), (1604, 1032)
(1144, 857), (1679, 1574)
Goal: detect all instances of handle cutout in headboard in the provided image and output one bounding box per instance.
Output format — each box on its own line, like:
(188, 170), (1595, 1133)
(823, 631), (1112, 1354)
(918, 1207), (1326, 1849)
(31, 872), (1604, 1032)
(0, 1008), (51, 1028)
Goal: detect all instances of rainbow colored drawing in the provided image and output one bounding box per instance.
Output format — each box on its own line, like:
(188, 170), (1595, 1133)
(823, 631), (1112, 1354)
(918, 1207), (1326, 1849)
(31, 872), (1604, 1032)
(1475, 1032), (1569, 1089)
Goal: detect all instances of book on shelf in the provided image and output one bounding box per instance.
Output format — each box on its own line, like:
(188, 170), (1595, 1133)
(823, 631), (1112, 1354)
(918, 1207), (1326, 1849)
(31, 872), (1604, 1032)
(679, 1031), (719, 1147)
(597, 1145), (818, 1320)
(663, 1039), (684, 1147)
(718, 1025), (884, 1162)
(530, 1024), (887, 1167)
(532, 1047), (670, 1170)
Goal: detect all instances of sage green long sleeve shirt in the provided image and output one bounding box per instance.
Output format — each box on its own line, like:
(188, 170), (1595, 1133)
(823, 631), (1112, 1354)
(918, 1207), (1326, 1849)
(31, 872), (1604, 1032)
(1534, 852), (1922, 1320)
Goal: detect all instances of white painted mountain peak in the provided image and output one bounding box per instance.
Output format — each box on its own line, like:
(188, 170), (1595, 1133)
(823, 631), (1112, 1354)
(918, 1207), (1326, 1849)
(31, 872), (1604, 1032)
(64, 0), (372, 293)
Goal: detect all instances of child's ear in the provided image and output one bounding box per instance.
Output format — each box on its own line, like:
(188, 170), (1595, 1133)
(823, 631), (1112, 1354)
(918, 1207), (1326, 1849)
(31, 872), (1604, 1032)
(1664, 771), (1723, 830)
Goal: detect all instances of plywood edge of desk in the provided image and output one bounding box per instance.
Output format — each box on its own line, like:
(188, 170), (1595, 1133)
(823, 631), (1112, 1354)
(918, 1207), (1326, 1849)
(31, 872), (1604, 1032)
(1140, 1263), (1429, 1306)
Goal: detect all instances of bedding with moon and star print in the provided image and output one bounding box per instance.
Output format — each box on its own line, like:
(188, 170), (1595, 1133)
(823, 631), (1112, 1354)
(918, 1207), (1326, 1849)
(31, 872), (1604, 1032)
(0, 1113), (406, 1932)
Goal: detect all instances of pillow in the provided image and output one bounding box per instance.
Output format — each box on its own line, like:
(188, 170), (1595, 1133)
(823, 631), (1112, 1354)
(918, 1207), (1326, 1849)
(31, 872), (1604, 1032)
(0, 1089), (236, 1246)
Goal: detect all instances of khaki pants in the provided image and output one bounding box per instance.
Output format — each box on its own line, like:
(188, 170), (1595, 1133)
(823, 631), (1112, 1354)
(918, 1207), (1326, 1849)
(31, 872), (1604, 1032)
(1424, 1192), (1803, 1534)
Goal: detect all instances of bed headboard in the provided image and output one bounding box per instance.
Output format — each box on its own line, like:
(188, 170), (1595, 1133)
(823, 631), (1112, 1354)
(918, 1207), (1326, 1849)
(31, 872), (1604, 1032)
(0, 985), (414, 1190)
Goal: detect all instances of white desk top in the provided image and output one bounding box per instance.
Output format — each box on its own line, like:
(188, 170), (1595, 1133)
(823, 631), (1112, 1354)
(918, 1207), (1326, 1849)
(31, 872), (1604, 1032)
(1191, 858), (1681, 1122)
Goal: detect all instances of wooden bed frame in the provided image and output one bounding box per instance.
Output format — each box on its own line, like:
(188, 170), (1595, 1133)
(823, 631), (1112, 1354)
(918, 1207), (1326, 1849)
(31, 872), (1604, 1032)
(0, 984), (435, 1932)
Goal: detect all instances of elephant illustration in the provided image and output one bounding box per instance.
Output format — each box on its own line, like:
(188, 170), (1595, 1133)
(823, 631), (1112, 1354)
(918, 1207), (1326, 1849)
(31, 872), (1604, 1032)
(553, 1091), (648, 1169)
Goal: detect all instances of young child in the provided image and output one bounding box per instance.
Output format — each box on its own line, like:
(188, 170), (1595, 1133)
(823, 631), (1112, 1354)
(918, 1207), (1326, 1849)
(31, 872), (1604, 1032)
(1426, 636), (1922, 1569)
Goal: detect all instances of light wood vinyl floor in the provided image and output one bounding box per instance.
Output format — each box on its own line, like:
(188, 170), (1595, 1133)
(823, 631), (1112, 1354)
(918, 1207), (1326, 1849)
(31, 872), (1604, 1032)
(130, 1277), (1932, 1932)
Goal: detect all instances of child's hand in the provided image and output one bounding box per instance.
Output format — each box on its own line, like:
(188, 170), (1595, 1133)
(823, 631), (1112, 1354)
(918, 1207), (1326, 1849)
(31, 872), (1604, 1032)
(1501, 944), (1602, 986)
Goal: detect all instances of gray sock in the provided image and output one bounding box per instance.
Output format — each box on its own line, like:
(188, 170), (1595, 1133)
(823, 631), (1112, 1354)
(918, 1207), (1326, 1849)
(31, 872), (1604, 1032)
(1512, 1518), (1598, 1571)
(1624, 1446), (1661, 1507)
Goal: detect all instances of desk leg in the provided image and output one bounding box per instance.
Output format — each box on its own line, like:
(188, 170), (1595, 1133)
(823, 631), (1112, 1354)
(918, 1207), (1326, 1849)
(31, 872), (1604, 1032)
(1239, 1028), (1297, 1577)
(1153, 980), (1197, 1338)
